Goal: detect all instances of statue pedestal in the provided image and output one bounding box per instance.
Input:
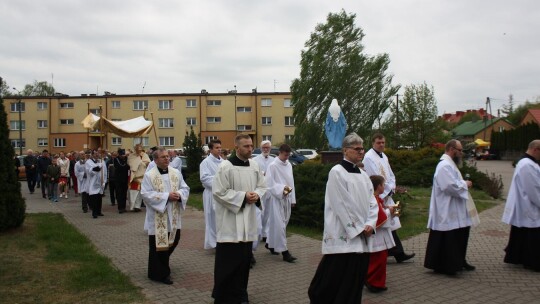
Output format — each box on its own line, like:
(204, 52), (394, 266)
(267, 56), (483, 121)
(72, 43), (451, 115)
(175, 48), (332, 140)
(321, 151), (342, 164)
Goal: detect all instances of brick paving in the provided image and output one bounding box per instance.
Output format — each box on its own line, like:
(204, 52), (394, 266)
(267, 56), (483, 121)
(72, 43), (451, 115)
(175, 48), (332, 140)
(23, 160), (539, 303)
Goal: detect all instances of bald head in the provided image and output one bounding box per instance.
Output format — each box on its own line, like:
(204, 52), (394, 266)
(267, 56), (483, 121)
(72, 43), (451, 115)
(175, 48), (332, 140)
(526, 139), (540, 160)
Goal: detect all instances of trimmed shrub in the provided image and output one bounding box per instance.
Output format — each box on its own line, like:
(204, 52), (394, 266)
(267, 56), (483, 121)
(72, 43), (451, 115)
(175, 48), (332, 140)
(185, 171), (204, 193)
(395, 157), (440, 187)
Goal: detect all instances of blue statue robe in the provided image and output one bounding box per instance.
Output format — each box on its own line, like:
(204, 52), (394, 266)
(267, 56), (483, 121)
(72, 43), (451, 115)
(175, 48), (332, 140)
(325, 111), (347, 149)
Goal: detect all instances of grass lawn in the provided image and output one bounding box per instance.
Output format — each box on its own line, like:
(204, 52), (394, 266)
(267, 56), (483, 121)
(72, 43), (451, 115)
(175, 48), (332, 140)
(0, 213), (147, 304)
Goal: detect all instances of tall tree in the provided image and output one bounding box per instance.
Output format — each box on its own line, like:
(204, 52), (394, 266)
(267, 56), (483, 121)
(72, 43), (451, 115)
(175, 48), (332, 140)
(182, 127), (203, 173)
(291, 10), (400, 149)
(388, 82), (439, 148)
(21, 80), (55, 96)
(500, 94), (515, 116)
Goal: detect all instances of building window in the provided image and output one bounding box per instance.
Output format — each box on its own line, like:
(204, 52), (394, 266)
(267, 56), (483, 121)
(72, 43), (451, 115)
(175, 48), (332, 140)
(37, 102), (48, 110)
(159, 137), (175, 146)
(37, 138), (48, 147)
(134, 137), (149, 147)
(158, 118), (174, 128)
(237, 125), (252, 131)
(111, 118), (121, 121)
(90, 109), (100, 115)
(10, 120), (25, 130)
(205, 136), (218, 144)
(59, 102), (74, 109)
(54, 138), (66, 147)
(37, 120), (48, 128)
(285, 135), (294, 142)
(284, 99), (292, 108)
(261, 98), (272, 107)
(207, 117), (221, 123)
(262, 135), (272, 142)
(186, 99), (197, 107)
(285, 116), (295, 126)
(111, 137), (122, 145)
(10, 102), (25, 112)
(186, 117), (197, 126)
(237, 106), (252, 112)
(262, 117), (272, 125)
(133, 100), (148, 111)
(499, 126), (505, 132)
(111, 100), (121, 109)
(207, 100), (221, 106)
(158, 100), (173, 110)
(60, 119), (74, 125)
(11, 139), (25, 149)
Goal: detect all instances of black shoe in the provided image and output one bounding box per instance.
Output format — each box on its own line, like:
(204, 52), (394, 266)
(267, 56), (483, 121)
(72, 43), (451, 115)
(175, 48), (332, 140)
(262, 237), (267, 243)
(119, 210), (126, 214)
(282, 251), (297, 263)
(43, 195), (46, 199)
(92, 215), (98, 219)
(161, 278), (173, 285)
(463, 261), (476, 271)
(133, 208), (141, 212)
(98, 213), (104, 216)
(250, 256), (256, 269)
(396, 252), (416, 263)
(365, 282), (388, 293)
(265, 243), (279, 255)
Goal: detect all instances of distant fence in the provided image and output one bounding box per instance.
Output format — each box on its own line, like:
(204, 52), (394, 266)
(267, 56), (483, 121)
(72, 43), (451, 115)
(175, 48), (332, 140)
(491, 122), (540, 160)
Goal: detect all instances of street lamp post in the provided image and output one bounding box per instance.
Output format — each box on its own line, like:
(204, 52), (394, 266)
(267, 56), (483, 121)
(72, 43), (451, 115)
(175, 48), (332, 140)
(12, 87), (23, 156)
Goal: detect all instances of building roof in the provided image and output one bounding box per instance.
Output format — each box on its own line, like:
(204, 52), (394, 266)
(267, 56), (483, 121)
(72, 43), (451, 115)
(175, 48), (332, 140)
(452, 118), (508, 137)
(441, 108), (494, 123)
(525, 109), (540, 124)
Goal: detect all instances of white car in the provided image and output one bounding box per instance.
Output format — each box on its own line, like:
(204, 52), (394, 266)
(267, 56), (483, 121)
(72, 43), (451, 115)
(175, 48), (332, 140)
(296, 149), (318, 160)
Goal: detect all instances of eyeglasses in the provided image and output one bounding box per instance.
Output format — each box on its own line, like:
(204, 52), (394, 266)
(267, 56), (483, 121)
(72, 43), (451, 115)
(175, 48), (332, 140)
(452, 147), (463, 152)
(347, 147), (365, 152)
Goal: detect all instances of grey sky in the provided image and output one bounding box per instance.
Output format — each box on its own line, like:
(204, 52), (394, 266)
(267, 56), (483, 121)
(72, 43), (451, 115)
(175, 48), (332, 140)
(1, 0), (539, 115)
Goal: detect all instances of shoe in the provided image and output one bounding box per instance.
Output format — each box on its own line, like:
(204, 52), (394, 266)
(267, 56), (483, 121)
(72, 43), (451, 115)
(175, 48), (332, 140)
(83, 209), (88, 213)
(265, 243), (279, 255)
(365, 282), (388, 293)
(111, 203), (116, 206)
(98, 213), (104, 216)
(65, 195), (68, 199)
(133, 208), (141, 212)
(54, 199), (58, 202)
(59, 194), (63, 198)
(262, 237), (267, 243)
(119, 210), (126, 214)
(93, 215), (98, 219)
(43, 195), (46, 199)
(37, 185), (40, 188)
(396, 252), (416, 263)
(282, 251), (297, 263)
(153, 277), (173, 285)
(250, 256), (256, 269)
(463, 261), (476, 271)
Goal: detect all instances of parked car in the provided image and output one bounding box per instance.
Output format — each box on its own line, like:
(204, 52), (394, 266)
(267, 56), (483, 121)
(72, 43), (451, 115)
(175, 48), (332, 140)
(252, 147), (306, 165)
(296, 149), (318, 160)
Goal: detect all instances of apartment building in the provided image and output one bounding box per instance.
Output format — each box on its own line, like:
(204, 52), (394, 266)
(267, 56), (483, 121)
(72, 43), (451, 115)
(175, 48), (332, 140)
(5, 90), (295, 154)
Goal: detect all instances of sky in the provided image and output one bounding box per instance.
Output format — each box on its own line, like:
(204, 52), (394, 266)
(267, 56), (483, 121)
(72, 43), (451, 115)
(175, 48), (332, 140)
(1, 0), (539, 116)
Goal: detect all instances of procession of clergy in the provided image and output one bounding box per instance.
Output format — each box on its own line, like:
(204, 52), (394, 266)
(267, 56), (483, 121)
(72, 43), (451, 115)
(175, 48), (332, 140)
(121, 132), (539, 304)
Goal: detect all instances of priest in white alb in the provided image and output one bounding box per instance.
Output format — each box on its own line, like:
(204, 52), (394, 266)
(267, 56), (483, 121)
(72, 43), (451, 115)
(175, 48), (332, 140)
(265, 144), (297, 263)
(128, 144), (151, 212)
(502, 139), (540, 271)
(141, 147), (189, 285)
(253, 140), (274, 243)
(199, 139), (223, 250)
(212, 134), (267, 304)
(308, 133), (378, 304)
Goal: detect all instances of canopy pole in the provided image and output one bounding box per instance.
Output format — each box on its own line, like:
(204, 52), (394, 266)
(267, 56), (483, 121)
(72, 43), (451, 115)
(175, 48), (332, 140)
(150, 112), (158, 147)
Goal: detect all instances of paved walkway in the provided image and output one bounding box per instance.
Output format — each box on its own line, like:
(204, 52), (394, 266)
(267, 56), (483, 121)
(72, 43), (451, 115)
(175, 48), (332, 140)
(24, 161), (539, 304)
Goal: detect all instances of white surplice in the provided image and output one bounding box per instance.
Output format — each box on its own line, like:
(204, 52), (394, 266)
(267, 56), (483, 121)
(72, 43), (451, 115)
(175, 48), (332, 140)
(142, 166), (189, 235)
(427, 154), (471, 231)
(85, 158), (107, 195)
(170, 156), (183, 172)
(200, 154), (223, 249)
(253, 154), (275, 238)
(212, 159), (267, 243)
(502, 156), (540, 228)
(322, 163), (378, 254)
(75, 161), (87, 193)
(367, 207), (395, 253)
(266, 157), (296, 253)
(363, 148), (401, 230)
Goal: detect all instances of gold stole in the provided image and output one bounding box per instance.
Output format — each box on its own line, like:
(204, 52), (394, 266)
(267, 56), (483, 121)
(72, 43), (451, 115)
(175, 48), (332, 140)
(149, 167), (181, 251)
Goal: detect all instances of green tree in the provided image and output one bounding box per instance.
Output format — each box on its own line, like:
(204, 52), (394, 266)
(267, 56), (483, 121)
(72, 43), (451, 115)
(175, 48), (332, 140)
(182, 127), (203, 173)
(500, 94), (515, 117)
(0, 98), (26, 231)
(291, 10), (400, 149)
(457, 111), (481, 125)
(20, 80), (55, 96)
(387, 82), (438, 148)
(504, 99), (540, 125)
(1, 78), (13, 98)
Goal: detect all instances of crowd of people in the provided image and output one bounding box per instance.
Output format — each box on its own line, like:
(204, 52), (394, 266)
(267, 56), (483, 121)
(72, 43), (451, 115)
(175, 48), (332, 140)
(15, 135), (540, 304)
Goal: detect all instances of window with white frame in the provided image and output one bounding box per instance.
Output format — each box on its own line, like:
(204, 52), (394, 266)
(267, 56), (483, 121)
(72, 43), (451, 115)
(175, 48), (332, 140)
(285, 116), (295, 126)
(10, 120), (25, 130)
(237, 125), (252, 131)
(158, 100), (173, 110)
(262, 117), (272, 125)
(37, 102), (48, 110)
(111, 137), (122, 145)
(499, 126), (505, 132)
(158, 118), (174, 128)
(207, 100), (221, 106)
(54, 138), (66, 147)
(285, 135), (294, 142)
(11, 139), (25, 148)
(262, 135), (272, 142)
(111, 100), (121, 108)
(186, 99), (197, 107)
(237, 106), (252, 112)
(207, 117), (221, 123)
(186, 117), (197, 126)
(90, 109), (100, 115)
(133, 100), (148, 110)
(261, 98), (272, 107)
(159, 137), (175, 146)
(37, 138), (48, 147)
(60, 119), (74, 125)
(284, 99), (292, 108)
(134, 137), (149, 147)
(59, 102), (74, 109)
(205, 136), (218, 144)
(10, 102), (25, 112)
(37, 120), (48, 128)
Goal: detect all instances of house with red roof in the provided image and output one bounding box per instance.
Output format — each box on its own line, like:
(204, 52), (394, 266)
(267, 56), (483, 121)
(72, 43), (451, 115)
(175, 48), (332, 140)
(440, 108), (494, 124)
(519, 109), (540, 126)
